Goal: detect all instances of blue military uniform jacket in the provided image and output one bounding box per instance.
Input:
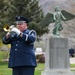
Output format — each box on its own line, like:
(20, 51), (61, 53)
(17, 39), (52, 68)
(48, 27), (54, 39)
(2, 29), (37, 68)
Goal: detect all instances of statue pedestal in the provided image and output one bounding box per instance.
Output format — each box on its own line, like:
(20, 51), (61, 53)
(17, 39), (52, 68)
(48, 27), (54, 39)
(41, 37), (75, 75)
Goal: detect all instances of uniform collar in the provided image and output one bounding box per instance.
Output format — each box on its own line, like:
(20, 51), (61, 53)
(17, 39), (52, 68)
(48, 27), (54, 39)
(23, 29), (29, 33)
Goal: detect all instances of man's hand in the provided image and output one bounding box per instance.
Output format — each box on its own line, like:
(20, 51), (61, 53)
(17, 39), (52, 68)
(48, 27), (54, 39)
(6, 32), (11, 39)
(11, 28), (21, 35)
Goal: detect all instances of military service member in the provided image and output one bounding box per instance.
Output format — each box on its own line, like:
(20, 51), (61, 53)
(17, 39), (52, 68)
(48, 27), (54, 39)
(2, 16), (37, 75)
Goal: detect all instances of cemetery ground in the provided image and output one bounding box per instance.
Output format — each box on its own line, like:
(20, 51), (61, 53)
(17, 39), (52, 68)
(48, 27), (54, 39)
(0, 51), (75, 75)
(0, 51), (45, 75)
(0, 61), (44, 75)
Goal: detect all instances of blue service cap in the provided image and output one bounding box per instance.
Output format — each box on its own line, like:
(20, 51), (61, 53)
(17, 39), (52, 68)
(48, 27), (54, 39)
(16, 16), (29, 23)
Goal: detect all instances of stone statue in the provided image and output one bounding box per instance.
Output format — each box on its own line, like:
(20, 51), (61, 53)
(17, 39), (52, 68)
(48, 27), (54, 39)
(40, 6), (75, 36)
(53, 6), (66, 36)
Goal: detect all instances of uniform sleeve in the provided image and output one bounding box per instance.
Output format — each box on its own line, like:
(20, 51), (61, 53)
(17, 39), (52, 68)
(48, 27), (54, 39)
(21, 30), (37, 43)
(2, 36), (11, 44)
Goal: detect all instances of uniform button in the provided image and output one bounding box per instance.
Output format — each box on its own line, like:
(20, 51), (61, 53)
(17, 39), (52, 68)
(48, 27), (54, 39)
(16, 44), (18, 46)
(15, 49), (17, 51)
(17, 41), (19, 42)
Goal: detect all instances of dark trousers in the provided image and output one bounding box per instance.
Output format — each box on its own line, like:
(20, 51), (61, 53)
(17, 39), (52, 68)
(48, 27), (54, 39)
(12, 66), (35, 75)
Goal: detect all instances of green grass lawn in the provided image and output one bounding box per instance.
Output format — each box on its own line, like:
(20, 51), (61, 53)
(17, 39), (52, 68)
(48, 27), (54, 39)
(0, 51), (75, 75)
(0, 62), (44, 75)
(0, 61), (12, 75)
(0, 61), (75, 75)
(0, 51), (44, 75)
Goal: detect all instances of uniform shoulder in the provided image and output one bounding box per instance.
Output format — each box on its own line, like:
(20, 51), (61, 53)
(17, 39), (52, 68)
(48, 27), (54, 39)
(28, 30), (36, 34)
(23, 29), (36, 34)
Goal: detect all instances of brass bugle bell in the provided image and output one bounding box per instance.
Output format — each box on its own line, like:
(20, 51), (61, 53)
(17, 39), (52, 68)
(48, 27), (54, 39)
(3, 25), (10, 32)
(3, 25), (15, 32)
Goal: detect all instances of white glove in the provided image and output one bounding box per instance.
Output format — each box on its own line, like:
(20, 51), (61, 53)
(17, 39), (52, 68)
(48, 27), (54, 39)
(7, 32), (11, 35)
(9, 25), (15, 29)
(11, 28), (21, 35)
(6, 31), (11, 39)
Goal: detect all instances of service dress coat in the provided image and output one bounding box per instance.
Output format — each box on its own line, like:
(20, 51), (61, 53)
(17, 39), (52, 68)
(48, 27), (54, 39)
(2, 29), (37, 68)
